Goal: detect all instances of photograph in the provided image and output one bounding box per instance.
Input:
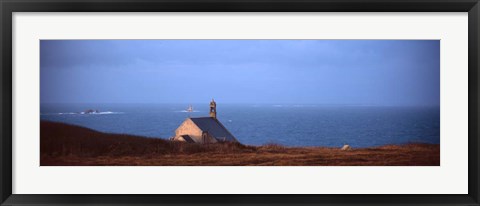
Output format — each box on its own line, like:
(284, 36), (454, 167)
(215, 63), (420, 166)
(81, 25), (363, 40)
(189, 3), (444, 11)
(40, 40), (440, 166)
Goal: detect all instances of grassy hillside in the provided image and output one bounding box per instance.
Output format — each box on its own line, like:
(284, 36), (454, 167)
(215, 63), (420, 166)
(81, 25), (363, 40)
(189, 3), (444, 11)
(40, 121), (440, 166)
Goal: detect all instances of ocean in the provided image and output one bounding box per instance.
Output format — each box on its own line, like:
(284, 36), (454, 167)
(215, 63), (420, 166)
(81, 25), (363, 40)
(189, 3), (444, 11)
(40, 104), (440, 148)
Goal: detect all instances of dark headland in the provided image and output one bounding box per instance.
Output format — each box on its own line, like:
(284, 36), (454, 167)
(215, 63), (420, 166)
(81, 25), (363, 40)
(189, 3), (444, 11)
(40, 121), (440, 166)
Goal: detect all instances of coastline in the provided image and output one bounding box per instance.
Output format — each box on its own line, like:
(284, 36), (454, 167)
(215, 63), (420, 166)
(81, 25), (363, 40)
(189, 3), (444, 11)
(40, 121), (440, 166)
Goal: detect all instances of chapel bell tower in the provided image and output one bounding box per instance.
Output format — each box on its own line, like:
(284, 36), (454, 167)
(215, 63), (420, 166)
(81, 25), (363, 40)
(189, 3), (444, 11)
(210, 99), (217, 119)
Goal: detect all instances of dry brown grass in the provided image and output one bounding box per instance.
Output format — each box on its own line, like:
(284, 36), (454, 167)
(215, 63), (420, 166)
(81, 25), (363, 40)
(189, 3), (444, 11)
(40, 121), (440, 166)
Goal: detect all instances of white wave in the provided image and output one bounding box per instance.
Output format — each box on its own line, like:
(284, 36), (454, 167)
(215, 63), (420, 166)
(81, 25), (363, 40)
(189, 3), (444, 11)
(175, 110), (201, 113)
(86, 111), (124, 115)
(40, 112), (77, 115)
(41, 111), (124, 115)
(272, 104), (318, 108)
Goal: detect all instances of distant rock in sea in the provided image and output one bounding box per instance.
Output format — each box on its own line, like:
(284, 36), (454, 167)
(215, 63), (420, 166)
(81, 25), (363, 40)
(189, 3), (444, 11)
(81, 109), (99, 114)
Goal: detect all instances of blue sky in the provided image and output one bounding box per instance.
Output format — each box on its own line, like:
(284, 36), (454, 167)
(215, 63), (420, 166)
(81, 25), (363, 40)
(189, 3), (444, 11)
(40, 40), (440, 106)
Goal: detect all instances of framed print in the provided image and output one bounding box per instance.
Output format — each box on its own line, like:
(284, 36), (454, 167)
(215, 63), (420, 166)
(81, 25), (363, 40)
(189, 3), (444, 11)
(38, 39), (441, 166)
(1, 0), (479, 205)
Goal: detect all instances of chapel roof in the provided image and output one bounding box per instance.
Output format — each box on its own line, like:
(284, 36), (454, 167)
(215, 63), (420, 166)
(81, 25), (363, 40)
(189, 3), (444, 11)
(180, 135), (195, 143)
(189, 117), (237, 142)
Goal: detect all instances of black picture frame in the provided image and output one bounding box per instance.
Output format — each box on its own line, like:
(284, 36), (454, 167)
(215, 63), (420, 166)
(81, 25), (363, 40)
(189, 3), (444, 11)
(1, 0), (479, 205)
